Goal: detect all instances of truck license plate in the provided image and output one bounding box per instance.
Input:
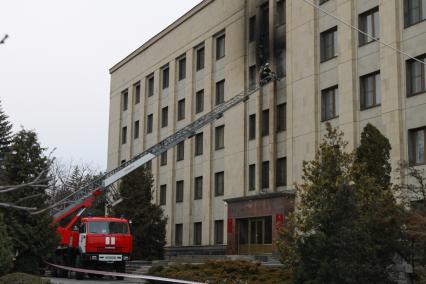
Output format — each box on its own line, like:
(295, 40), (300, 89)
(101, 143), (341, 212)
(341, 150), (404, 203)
(99, 254), (122, 262)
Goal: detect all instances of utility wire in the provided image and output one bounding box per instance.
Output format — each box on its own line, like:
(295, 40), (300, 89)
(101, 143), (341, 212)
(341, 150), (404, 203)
(303, 0), (426, 66)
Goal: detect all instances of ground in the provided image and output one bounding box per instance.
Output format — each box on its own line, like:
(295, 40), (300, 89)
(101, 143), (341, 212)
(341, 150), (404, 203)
(48, 277), (145, 284)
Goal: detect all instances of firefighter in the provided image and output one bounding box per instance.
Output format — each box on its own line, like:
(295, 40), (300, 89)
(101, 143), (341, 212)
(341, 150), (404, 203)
(259, 62), (277, 86)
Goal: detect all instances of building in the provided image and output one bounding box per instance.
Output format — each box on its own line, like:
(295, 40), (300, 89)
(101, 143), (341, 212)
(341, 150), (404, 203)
(108, 0), (426, 256)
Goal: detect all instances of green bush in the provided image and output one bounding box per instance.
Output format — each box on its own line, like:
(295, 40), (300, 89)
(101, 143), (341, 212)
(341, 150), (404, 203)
(147, 260), (292, 284)
(0, 273), (50, 284)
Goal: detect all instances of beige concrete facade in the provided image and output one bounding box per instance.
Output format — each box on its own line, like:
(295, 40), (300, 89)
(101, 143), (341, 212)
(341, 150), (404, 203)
(108, 0), (426, 251)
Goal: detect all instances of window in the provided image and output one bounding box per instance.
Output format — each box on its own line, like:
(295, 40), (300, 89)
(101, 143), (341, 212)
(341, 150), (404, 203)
(178, 57), (186, 81)
(147, 75), (154, 97)
(121, 126), (127, 144)
(194, 222), (202, 245)
(276, 157), (287, 186)
(277, 0), (285, 26)
(215, 172), (224, 196)
(196, 46), (205, 71)
(176, 181), (184, 202)
(249, 16), (256, 42)
(134, 120), (139, 139)
(249, 65), (257, 89)
(216, 80), (225, 105)
(160, 185), (166, 205)
(360, 72), (381, 109)
(195, 132), (203, 156)
(194, 176), (203, 200)
(359, 8), (380, 46)
(214, 220), (224, 244)
(276, 49), (286, 78)
(196, 90), (204, 113)
(404, 0), (426, 27)
(177, 141), (185, 161)
(160, 151), (167, 166)
(134, 83), (141, 104)
(147, 114), (153, 133)
(320, 27), (338, 62)
(177, 99), (185, 121)
(262, 161), (269, 189)
(262, 109), (269, 136)
(276, 103), (286, 132)
(162, 67), (169, 89)
(161, 107), (168, 128)
(249, 114), (256, 140)
(215, 125), (225, 150)
(319, 0), (329, 4)
(321, 86), (339, 121)
(216, 34), (225, 60)
(409, 127), (426, 165)
(122, 90), (128, 111)
(249, 164), (256, 191)
(121, 160), (126, 165)
(407, 55), (426, 97)
(175, 224), (183, 246)
(145, 160), (152, 171)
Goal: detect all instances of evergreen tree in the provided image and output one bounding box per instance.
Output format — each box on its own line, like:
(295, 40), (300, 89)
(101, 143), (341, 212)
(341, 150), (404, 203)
(113, 167), (167, 260)
(0, 212), (13, 276)
(1, 129), (58, 274)
(0, 100), (13, 183)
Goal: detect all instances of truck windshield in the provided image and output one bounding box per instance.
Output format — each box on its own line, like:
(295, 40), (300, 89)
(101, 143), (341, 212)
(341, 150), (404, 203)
(87, 222), (129, 234)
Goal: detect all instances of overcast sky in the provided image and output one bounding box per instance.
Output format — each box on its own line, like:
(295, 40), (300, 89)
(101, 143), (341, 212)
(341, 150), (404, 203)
(0, 0), (202, 170)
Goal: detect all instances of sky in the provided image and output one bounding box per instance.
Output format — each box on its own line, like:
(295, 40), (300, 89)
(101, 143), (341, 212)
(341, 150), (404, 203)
(0, 0), (202, 170)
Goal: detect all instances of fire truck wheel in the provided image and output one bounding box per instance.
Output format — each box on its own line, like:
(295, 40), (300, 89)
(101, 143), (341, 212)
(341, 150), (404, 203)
(75, 255), (85, 280)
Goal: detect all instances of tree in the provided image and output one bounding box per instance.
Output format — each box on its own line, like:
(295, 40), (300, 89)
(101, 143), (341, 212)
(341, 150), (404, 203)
(113, 167), (167, 260)
(0, 129), (58, 274)
(0, 212), (13, 276)
(278, 123), (404, 283)
(0, 100), (13, 184)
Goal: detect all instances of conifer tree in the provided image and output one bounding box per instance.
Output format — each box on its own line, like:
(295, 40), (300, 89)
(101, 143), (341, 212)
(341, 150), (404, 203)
(113, 167), (167, 260)
(0, 212), (13, 276)
(0, 100), (13, 183)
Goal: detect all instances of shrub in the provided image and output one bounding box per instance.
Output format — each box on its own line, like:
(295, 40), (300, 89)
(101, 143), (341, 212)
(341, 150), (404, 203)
(0, 273), (50, 284)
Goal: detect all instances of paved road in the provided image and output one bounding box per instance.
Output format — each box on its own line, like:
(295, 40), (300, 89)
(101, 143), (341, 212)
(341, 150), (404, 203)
(47, 276), (146, 284)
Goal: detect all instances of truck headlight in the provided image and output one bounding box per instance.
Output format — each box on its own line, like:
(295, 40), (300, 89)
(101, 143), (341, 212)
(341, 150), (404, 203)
(123, 256), (129, 261)
(91, 255), (98, 260)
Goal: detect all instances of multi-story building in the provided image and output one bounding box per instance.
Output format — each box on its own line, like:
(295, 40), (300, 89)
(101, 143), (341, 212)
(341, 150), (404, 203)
(108, 0), (426, 256)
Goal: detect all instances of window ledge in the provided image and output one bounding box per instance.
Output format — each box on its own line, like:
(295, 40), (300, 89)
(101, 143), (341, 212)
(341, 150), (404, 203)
(320, 55), (338, 64)
(360, 104), (381, 111)
(407, 91), (426, 98)
(359, 38), (379, 48)
(321, 115), (339, 122)
(405, 18), (426, 29)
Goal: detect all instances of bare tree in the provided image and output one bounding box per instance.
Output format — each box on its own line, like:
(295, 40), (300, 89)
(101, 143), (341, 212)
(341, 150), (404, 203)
(0, 34), (8, 45)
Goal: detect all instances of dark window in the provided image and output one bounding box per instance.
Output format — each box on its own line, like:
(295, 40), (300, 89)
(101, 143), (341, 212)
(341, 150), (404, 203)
(319, 0), (329, 4)
(121, 126), (127, 145)
(134, 120), (139, 139)
(194, 132), (203, 156)
(134, 83), (141, 104)
(196, 90), (204, 113)
(215, 172), (224, 196)
(249, 16), (256, 42)
(277, 0), (285, 26)
(147, 76), (154, 97)
(122, 90), (128, 111)
(214, 220), (224, 244)
(194, 222), (202, 245)
(175, 224), (183, 246)
(409, 127), (426, 165)
(359, 7), (380, 46)
(177, 99), (185, 121)
(121, 160), (126, 165)
(262, 161), (269, 189)
(216, 34), (225, 60)
(276, 49), (286, 78)
(249, 65), (257, 89)
(176, 181), (184, 203)
(249, 164), (256, 191)
(264, 216), (273, 244)
(215, 125), (225, 150)
(321, 86), (339, 121)
(360, 72), (381, 109)
(407, 55), (426, 97)
(177, 141), (185, 161)
(196, 47), (205, 71)
(249, 114), (256, 140)
(160, 185), (166, 205)
(276, 103), (286, 132)
(178, 57), (186, 81)
(404, 0), (426, 27)
(160, 151), (167, 166)
(161, 107), (168, 128)
(216, 80), (225, 105)
(262, 109), (269, 136)
(276, 157), (287, 186)
(162, 67), (169, 89)
(320, 27), (338, 62)
(194, 176), (203, 200)
(147, 114), (153, 133)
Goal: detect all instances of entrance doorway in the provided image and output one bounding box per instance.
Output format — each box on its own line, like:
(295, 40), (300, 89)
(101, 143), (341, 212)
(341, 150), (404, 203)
(237, 216), (272, 255)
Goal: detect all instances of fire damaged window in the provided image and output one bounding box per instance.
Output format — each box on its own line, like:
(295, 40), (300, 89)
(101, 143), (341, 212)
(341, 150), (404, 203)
(258, 4), (270, 64)
(277, 0), (285, 26)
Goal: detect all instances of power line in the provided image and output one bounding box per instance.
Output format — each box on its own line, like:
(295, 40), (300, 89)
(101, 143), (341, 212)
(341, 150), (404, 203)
(303, 0), (426, 66)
